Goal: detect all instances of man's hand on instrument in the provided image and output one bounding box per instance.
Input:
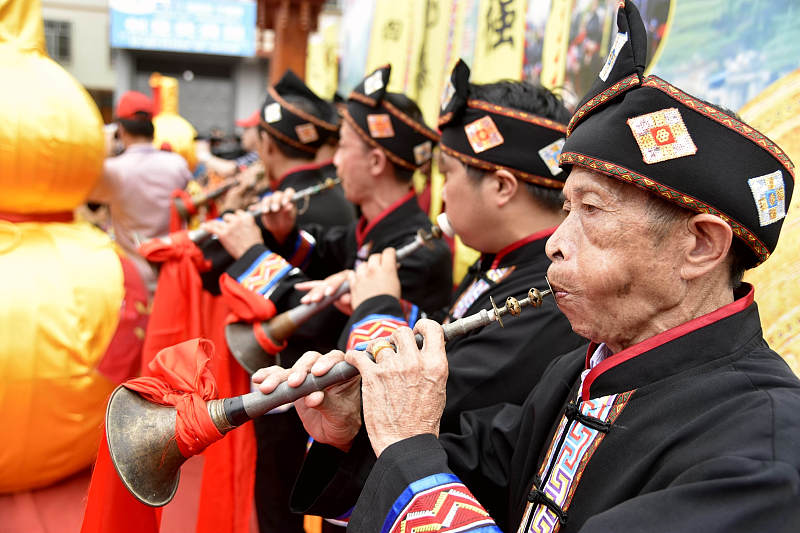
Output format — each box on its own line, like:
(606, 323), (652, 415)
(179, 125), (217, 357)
(296, 270), (354, 315)
(203, 210), (263, 260)
(348, 248), (402, 311)
(255, 188), (297, 245)
(345, 320), (447, 457)
(252, 350), (362, 452)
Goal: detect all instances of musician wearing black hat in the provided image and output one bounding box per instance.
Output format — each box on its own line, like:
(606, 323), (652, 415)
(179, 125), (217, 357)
(206, 66), (452, 532)
(288, 60), (586, 446)
(199, 70), (357, 533)
(253, 3), (800, 532)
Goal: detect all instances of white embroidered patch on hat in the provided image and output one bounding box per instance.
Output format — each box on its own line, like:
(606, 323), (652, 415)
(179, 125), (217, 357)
(599, 31), (628, 82)
(295, 123), (319, 144)
(413, 141), (433, 165)
(441, 79), (456, 111)
(264, 102), (282, 123)
(367, 114), (395, 138)
(538, 137), (566, 176)
(364, 71), (384, 95)
(748, 170), (786, 226)
(464, 115), (504, 154)
(627, 108), (697, 164)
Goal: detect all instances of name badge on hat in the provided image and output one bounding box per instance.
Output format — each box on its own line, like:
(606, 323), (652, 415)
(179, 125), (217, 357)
(265, 102), (282, 124)
(627, 108), (697, 164)
(367, 114), (395, 138)
(465, 116), (504, 154)
(748, 170), (786, 226)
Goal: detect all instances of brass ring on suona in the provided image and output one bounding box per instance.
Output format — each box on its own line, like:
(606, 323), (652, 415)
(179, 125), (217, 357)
(369, 340), (395, 362)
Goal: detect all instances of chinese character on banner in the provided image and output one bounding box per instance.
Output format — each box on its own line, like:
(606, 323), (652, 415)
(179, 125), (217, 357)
(487, 0), (516, 51)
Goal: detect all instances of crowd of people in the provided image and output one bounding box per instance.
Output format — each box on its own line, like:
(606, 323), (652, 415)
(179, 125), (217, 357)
(2, 1), (798, 533)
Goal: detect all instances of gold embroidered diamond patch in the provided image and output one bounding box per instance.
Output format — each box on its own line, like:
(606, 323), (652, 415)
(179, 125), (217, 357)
(367, 114), (395, 138)
(464, 115), (504, 154)
(748, 170), (786, 226)
(627, 108), (697, 164)
(295, 123), (319, 144)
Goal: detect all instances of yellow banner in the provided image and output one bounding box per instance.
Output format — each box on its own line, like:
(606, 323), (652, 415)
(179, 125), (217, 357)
(471, 0), (527, 83)
(539, 0), (573, 90)
(365, 0), (427, 94)
(306, 14), (340, 100)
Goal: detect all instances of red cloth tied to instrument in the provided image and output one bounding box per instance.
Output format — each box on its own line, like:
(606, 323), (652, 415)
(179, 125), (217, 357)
(81, 338), (220, 533)
(219, 272), (286, 356)
(98, 234), (257, 533)
(125, 338), (224, 457)
(139, 231), (211, 371)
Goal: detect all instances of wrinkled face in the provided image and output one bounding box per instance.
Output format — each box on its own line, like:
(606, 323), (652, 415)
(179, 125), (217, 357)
(545, 168), (684, 351)
(439, 151), (494, 251)
(333, 120), (373, 205)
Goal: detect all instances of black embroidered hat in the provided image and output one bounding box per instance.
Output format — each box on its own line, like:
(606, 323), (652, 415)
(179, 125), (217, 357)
(439, 59), (569, 188)
(344, 65), (440, 170)
(259, 70), (339, 154)
(559, 1), (794, 267)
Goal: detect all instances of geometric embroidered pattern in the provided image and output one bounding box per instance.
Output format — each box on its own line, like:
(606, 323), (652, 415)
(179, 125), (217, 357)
(237, 251), (292, 296)
(368, 114), (396, 139)
(518, 391), (634, 533)
(558, 152), (771, 263)
(288, 230), (316, 269)
(384, 475), (500, 533)
(627, 108), (697, 164)
(567, 73), (640, 136)
(485, 266), (514, 284)
(642, 76), (795, 179)
(346, 314), (408, 351)
(748, 170), (786, 226)
(465, 115), (505, 154)
(538, 138), (566, 176)
(295, 123), (319, 144)
(451, 279), (491, 320)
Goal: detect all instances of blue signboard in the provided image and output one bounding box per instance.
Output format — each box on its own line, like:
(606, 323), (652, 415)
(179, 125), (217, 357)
(110, 0), (257, 57)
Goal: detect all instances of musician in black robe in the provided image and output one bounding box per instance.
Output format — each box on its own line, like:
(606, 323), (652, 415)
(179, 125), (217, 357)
(252, 4), (799, 532)
(333, 61), (585, 436)
(207, 66), (452, 533)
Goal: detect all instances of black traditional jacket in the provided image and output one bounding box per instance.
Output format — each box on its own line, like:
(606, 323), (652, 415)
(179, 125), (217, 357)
(292, 285), (800, 532)
(226, 190), (452, 365)
(340, 228), (585, 431)
(200, 159), (356, 294)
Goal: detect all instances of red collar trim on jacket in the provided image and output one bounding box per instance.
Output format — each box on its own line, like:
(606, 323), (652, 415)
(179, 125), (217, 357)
(356, 190), (416, 247)
(490, 226), (557, 269)
(272, 160), (332, 190)
(581, 284), (755, 401)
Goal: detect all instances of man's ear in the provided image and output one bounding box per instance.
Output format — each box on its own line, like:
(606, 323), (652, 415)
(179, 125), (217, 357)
(368, 147), (389, 177)
(680, 213), (733, 281)
(491, 169), (519, 207)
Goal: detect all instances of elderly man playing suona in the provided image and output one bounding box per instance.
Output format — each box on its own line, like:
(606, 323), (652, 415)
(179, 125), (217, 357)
(252, 3), (799, 533)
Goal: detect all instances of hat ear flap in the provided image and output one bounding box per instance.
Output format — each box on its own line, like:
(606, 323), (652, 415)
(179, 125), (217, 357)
(439, 59), (471, 127)
(573, 1), (647, 111)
